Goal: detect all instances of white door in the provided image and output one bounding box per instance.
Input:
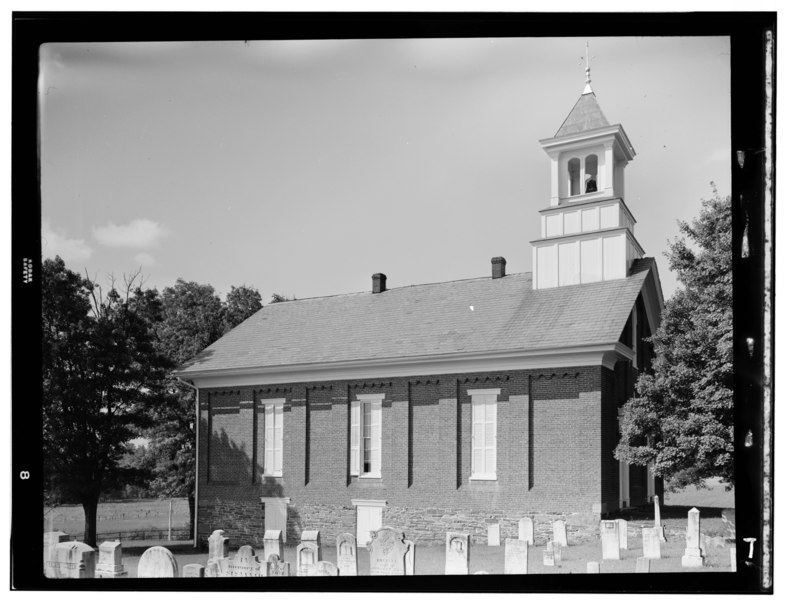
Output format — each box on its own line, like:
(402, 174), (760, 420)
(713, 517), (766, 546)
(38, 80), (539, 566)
(356, 505), (383, 546)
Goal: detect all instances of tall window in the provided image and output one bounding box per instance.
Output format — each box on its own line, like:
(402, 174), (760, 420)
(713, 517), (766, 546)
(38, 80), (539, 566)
(468, 389), (499, 480)
(351, 394), (383, 478)
(263, 398), (284, 477)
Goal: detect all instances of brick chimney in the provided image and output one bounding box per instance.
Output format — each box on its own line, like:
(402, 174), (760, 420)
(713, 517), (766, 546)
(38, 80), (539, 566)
(372, 273), (387, 293)
(491, 257), (506, 279)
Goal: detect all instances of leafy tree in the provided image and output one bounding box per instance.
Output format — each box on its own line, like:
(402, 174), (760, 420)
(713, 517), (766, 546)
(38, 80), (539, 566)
(269, 292), (295, 304)
(42, 257), (171, 546)
(615, 186), (733, 490)
(144, 281), (262, 538)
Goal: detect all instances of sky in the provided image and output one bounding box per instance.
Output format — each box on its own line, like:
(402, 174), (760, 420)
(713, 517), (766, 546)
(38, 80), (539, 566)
(39, 36), (731, 302)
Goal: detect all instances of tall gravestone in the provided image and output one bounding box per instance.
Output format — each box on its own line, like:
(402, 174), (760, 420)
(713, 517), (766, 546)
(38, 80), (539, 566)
(182, 564), (205, 578)
(224, 545), (263, 577)
(504, 539), (529, 575)
(367, 527), (408, 576)
(653, 495), (667, 541)
(600, 520), (621, 560)
(48, 541), (96, 579)
(641, 527), (662, 560)
(43, 532), (70, 578)
(95, 540), (127, 578)
(206, 529), (230, 577)
(404, 540), (416, 576)
(542, 542), (555, 567)
(315, 561), (338, 576)
(487, 522), (501, 546)
(518, 518), (534, 545)
(729, 547), (737, 572)
(616, 519), (628, 550)
(296, 530), (322, 577)
(138, 546), (178, 578)
(636, 557), (650, 573)
(553, 520), (568, 547)
(264, 529), (284, 563)
(336, 533), (358, 576)
(266, 554), (290, 577)
(681, 508), (705, 567)
(445, 533), (470, 575)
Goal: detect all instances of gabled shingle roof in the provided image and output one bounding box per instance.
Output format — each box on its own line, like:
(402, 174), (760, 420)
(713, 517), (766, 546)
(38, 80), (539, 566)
(177, 258), (657, 376)
(555, 92), (611, 138)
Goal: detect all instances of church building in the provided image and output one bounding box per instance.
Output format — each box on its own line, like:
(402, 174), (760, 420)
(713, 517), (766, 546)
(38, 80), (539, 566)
(177, 65), (665, 548)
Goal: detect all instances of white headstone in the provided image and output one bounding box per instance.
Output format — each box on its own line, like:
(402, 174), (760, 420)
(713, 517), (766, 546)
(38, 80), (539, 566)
(518, 518), (534, 545)
(138, 546), (178, 578)
(263, 529), (284, 563)
(367, 527), (408, 576)
(729, 547), (737, 572)
(296, 530), (322, 577)
(641, 527), (662, 560)
(266, 554), (290, 577)
(208, 529), (230, 560)
(205, 557), (226, 577)
(48, 541), (96, 579)
(653, 495), (667, 541)
(43, 532), (70, 578)
(616, 519), (628, 550)
(315, 560), (338, 576)
(404, 539), (415, 576)
(487, 522), (500, 546)
(336, 533), (358, 576)
(586, 561), (600, 573)
(95, 540), (127, 578)
(542, 542), (555, 567)
(553, 520), (568, 547)
(600, 520), (621, 560)
(681, 508), (705, 567)
(636, 556), (650, 573)
(224, 545), (263, 577)
(182, 563), (205, 578)
(445, 533), (470, 575)
(504, 538), (529, 574)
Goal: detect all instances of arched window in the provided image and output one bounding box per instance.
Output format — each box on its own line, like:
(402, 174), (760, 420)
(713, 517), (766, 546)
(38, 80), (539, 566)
(584, 154), (598, 193)
(567, 158), (580, 196)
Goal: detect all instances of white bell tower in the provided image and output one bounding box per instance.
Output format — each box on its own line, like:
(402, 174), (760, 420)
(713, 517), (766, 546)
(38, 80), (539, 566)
(531, 46), (644, 290)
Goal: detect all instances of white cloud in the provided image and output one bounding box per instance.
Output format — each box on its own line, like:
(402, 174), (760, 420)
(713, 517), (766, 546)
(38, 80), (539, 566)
(93, 218), (170, 248)
(42, 221), (93, 260)
(133, 252), (158, 267)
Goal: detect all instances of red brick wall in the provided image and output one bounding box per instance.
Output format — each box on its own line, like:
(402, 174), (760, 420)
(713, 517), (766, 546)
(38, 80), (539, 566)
(197, 365), (635, 545)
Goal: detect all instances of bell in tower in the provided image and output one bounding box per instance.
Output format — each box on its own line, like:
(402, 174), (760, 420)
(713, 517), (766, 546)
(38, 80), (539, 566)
(531, 44), (645, 290)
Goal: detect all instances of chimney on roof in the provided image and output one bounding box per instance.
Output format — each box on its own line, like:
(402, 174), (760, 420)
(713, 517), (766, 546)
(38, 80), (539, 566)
(372, 273), (387, 293)
(491, 257), (507, 279)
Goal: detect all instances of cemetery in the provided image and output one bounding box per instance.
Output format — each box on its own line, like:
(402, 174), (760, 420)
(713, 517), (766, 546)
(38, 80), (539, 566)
(44, 502), (737, 578)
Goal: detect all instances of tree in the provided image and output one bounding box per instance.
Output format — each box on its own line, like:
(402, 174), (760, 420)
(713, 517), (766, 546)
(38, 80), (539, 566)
(615, 186), (733, 490)
(42, 257), (171, 546)
(144, 281), (262, 538)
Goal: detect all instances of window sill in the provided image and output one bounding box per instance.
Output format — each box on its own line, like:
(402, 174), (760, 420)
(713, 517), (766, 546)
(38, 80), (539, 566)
(469, 475), (497, 482)
(262, 473), (283, 479)
(358, 474), (382, 480)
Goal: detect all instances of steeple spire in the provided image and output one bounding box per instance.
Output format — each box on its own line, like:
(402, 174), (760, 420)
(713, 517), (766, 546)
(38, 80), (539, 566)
(582, 41), (593, 95)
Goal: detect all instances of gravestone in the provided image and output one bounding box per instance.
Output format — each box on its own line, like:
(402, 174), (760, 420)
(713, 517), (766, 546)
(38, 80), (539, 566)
(616, 519), (628, 550)
(48, 541), (96, 579)
(336, 533), (358, 576)
(43, 532), (70, 578)
(729, 547), (737, 572)
(264, 529), (284, 563)
(445, 533), (470, 575)
(518, 518), (534, 545)
(205, 558), (226, 577)
(551, 540), (562, 564)
(266, 554), (290, 577)
(553, 520), (568, 547)
(367, 527), (408, 576)
(586, 561), (600, 573)
(182, 564), (205, 578)
(315, 561), (338, 576)
(95, 540), (127, 578)
(653, 495), (667, 541)
(404, 540), (415, 576)
(208, 529), (230, 561)
(600, 520), (621, 560)
(641, 527), (662, 560)
(487, 522), (501, 546)
(681, 508), (705, 567)
(504, 538), (529, 575)
(224, 545), (263, 577)
(636, 557), (650, 573)
(542, 543), (555, 567)
(296, 530), (322, 577)
(138, 546), (178, 578)
(474, 570), (489, 574)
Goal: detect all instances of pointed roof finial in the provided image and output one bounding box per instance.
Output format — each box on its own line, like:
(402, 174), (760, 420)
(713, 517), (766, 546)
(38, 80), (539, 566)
(582, 41), (594, 95)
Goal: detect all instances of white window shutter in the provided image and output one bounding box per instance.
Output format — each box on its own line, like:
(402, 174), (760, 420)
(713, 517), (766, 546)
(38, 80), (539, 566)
(370, 401), (382, 475)
(350, 401), (360, 475)
(264, 404), (274, 474)
(273, 404), (283, 474)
